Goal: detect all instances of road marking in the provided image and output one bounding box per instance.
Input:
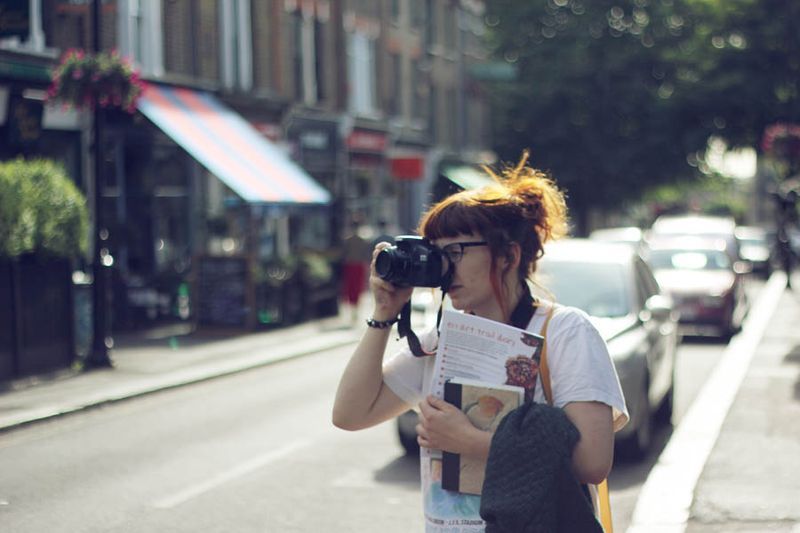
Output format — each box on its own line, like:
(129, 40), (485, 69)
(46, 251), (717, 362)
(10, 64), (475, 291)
(627, 272), (787, 533)
(153, 439), (312, 509)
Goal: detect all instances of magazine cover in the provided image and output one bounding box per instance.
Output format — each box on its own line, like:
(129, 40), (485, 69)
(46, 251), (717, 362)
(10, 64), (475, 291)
(420, 310), (544, 532)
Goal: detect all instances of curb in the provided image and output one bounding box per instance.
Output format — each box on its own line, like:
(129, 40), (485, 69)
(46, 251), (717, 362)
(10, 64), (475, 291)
(0, 329), (360, 433)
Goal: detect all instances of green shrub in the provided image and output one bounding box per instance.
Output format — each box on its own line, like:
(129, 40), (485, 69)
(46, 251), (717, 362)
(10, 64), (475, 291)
(0, 158), (88, 259)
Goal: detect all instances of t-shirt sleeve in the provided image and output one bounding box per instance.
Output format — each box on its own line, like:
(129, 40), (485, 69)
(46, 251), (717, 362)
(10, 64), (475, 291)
(546, 309), (629, 432)
(382, 326), (439, 408)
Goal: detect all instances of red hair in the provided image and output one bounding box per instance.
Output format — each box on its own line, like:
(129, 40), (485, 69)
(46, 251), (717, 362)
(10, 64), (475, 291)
(418, 152), (568, 315)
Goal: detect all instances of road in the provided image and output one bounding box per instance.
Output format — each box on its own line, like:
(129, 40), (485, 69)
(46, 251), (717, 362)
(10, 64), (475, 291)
(0, 280), (764, 532)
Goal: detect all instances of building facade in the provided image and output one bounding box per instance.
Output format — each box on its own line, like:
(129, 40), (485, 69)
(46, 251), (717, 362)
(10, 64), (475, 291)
(0, 0), (493, 332)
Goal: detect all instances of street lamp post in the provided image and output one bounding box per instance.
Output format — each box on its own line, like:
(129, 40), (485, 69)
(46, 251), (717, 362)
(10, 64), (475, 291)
(86, 0), (113, 368)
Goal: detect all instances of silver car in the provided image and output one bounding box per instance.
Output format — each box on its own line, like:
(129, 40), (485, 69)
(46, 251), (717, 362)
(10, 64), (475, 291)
(537, 239), (679, 458)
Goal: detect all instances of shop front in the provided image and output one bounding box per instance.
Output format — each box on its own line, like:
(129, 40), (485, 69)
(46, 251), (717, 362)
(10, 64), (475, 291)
(124, 83), (333, 331)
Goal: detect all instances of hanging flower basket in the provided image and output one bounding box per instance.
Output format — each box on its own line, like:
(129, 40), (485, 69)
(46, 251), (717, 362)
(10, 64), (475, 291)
(761, 123), (800, 161)
(47, 49), (144, 113)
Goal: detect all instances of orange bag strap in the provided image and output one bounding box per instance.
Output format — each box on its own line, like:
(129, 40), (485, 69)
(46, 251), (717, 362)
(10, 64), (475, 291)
(539, 304), (555, 406)
(538, 302), (614, 533)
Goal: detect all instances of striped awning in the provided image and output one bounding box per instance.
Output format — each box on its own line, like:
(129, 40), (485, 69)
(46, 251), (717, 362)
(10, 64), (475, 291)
(137, 83), (331, 205)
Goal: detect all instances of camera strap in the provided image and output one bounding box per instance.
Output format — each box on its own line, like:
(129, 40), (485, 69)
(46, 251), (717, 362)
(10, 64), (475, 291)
(398, 260), (456, 357)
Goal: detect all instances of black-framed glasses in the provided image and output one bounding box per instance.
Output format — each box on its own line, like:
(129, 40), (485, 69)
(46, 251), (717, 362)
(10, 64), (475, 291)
(439, 241), (488, 263)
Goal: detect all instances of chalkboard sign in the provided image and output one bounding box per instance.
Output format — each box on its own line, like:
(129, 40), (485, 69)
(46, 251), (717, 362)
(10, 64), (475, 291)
(195, 257), (248, 327)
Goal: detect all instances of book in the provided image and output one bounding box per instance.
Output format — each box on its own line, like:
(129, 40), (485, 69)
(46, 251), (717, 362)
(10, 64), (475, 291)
(441, 378), (525, 495)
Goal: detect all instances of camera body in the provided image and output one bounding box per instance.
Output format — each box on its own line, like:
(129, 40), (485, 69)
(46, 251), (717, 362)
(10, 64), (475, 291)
(375, 236), (444, 287)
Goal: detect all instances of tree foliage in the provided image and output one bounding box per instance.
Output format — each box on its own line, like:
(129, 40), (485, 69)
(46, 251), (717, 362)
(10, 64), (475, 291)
(483, 0), (800, 230)
(0, 158), (88, 259)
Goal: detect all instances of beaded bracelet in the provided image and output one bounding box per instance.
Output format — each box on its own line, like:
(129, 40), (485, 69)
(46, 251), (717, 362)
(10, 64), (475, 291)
(366, 316), (399, 329)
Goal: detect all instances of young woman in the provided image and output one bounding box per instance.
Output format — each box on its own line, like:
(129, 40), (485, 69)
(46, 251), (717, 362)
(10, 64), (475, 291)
(332, 154), (628, 531)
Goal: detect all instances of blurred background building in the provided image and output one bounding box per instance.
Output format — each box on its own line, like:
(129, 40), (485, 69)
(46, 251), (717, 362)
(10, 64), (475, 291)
(0, 0), (494, 333)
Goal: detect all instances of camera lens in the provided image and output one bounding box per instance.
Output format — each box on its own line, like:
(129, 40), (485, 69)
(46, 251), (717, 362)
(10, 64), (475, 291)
(375, 248), (398, 279)
(374, 236), (444, 287)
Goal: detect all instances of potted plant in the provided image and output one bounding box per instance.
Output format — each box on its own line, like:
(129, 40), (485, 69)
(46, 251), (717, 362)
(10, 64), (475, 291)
(0, 158), (89, 379)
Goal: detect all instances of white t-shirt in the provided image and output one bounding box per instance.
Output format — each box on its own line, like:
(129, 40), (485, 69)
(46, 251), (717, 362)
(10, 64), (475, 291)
(383, 302), (629, 532)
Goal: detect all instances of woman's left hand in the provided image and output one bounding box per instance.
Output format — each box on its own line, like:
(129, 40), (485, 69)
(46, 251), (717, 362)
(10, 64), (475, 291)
(416, 395), (490, 458)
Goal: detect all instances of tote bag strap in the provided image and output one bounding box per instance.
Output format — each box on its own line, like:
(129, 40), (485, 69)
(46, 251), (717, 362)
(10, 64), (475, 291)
(539, 302), (614, 533)
(538, 304), (555, 406)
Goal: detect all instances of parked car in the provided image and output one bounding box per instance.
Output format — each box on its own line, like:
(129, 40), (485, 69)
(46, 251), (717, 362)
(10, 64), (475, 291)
(589, 226), (647, 252)
(644, 237), (749, 339)
(734, 225), (773, 277)
(536, 239), (679, 459)
(396, 239), (680, 460)
(648, 214), (741, 262)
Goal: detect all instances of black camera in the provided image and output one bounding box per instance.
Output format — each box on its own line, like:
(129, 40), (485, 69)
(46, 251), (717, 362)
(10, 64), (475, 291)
(374, 236), (445, 287)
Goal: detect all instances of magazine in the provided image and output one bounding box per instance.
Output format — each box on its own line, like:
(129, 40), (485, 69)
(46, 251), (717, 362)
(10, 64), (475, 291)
(420, 309), (544, 532)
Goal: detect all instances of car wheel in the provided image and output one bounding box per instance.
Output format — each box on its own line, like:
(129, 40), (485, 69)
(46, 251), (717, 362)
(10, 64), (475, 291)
(617, 379), (652, 461)
(396, 411), (420, 456)
(655, 384), (674, 425)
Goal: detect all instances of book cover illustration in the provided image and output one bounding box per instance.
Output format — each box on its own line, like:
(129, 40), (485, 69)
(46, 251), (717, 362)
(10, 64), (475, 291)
(507, 329), (544, 402)
(441, 379), (524, 495)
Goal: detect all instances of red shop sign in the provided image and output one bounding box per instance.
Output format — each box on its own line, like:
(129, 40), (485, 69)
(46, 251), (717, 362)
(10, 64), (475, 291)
(346, 129), (388, 152)
(390, 157), (424, 180)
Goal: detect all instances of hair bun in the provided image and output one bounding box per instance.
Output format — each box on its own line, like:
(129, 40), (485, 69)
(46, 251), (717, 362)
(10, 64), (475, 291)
(484, 151), (568, 244)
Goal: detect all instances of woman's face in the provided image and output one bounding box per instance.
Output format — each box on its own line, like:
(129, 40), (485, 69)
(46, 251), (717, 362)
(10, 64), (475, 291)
(434, 233), (503, 318)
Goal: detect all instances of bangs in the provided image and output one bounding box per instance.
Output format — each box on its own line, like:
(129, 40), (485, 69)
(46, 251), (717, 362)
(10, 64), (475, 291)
(419, 186), (506, 240)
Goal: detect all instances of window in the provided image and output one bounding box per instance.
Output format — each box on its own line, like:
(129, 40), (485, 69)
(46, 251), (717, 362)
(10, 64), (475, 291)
(42, 0), (91, 51)
(389, 52), (401, 116)
(291, 8), (320, 105)
(411, 0), (425, 29)
(220, 0), (253, 90)
(347, 31), (377, 115)
(119, 0), (164, 77)
(428, 84), (438, 141)
(424, 0), (435, 49)
(443, 4), (456, 51)
(411, 60), (427, 122)
(162, 0), (220, 81)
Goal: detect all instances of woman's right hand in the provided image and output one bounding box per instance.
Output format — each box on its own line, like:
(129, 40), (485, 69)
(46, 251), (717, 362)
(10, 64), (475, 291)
(369, 242), (413, 321)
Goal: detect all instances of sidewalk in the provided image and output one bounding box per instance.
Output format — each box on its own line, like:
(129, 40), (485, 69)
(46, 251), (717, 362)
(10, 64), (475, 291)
(0, 313), (363, 432)
(685, 277), (800, 532)
(629, 270), (800, 533)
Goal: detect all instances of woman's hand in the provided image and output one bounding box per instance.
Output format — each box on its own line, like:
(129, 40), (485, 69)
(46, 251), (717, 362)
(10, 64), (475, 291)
(369, 242), (413, 321)
(416, 396), (492, 459)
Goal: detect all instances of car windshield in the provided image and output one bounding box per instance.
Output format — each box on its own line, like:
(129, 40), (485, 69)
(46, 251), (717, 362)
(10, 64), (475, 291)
(648, 249), (731, 271)
(537, 261), (630, 318)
